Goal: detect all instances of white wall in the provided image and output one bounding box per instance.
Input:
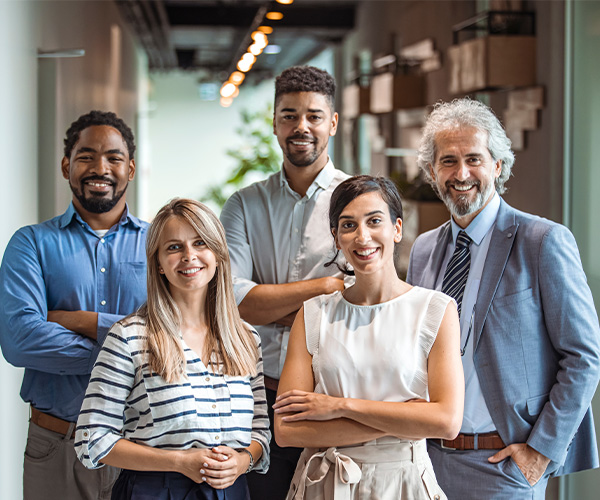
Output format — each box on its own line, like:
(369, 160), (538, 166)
(145, 73), (276, 219)
(0, 1), (145, 498)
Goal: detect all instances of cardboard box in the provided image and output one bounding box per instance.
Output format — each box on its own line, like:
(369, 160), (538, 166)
(370, 72), (426, 113)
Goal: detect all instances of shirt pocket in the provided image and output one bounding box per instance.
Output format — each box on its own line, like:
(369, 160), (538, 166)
(222, 375), (254, 430)
(143, 374), (197, 427)
(119, 262), (146, 295)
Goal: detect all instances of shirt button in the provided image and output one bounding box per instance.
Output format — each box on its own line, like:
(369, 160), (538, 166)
(100, 267), (106, 273)
(83, 431), (89, 437)
(100, 300), (106, 306)
(205, 377), (210, 382)
(100, 238), (105, 243)
(294, 228), (299, 233)
(215, 435), (220, 441)
(212, 404), (217, 409)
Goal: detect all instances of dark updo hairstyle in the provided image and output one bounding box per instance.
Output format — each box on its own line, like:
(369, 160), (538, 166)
(325, 175), (403, 275)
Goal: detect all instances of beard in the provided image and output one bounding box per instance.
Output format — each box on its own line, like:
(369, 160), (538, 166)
(439, 179), (495, 219)
(283, 134), (328, 168)
(70, 176), (128, 214)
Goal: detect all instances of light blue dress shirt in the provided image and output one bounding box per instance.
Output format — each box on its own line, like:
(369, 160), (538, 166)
(221, 160), (349, 379)
(435, 192), (500, 433)
(0, 203), (148, 421)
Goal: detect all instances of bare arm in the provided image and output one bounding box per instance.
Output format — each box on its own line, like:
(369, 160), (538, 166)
(238, 278), (344, 326)
(274, 307), (386, 448)
(275, 302), (464, 443)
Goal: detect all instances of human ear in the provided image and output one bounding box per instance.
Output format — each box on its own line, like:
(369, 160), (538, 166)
(394, 218), (403, 243)
(332, 228), (341, 250)
(61, 156), (70, 180)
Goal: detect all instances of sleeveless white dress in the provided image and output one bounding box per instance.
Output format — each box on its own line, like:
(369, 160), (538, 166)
(286, 286), (452, 500)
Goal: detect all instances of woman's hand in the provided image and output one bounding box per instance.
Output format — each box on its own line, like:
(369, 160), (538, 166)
(273, 390), (345, 422)
(178, 446), (250, 489)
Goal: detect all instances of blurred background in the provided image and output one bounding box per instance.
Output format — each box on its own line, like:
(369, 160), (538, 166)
(1, 0), (599, 498)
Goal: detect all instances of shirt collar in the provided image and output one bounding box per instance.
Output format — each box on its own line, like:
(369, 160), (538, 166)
(278, 158), (336, 198)
(450, 191), (500, 246)
(59, 202), (144, 230)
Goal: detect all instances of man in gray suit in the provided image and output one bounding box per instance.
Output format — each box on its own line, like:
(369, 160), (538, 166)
(407, 98), (600, 499)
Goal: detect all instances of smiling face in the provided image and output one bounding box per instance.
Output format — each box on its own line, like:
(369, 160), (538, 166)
(157, 216), (218, 300)
(273, 91), (338, 172)
(429, 126), (501, 228)
(61, 125), (135, 218)
(333, 191), (402, 278)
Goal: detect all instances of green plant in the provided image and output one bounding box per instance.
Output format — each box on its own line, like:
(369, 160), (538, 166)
(200, 105), (281, 208)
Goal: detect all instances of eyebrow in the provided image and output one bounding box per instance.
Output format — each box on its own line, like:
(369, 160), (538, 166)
(279, 108), (325, 114)
(339, 210), (385, 219)
(75, 147), (125, 156)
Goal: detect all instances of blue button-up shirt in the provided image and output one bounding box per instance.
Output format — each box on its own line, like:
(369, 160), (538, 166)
(0, 203), (148, 421)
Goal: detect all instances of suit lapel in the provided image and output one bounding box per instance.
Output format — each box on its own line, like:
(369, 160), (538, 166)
(422, 223), (452, 290)
(473, 200), (518, 350)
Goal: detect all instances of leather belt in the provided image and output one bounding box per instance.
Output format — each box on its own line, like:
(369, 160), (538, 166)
(30, 406), (76, 439)
(263, 375), (279, 392)
(431, 432), (505, 451)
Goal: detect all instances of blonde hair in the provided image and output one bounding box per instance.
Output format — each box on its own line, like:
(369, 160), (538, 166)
(142, 198), (258, 383)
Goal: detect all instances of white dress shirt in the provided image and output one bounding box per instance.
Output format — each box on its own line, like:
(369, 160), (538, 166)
(435, 192), (501, 433)
(220, 160), (349, 379)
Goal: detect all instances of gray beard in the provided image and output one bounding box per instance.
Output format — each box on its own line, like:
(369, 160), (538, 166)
(440, 181), (495, 219)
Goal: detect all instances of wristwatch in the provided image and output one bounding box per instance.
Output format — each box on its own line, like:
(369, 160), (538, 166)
(238, 448), (254, 473)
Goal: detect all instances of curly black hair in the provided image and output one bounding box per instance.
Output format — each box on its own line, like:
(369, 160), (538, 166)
(274, 66), (336, 110)
(63, 110), (136, 159)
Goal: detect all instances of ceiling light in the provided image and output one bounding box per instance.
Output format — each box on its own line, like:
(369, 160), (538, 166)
(220, 97), (233, 108)
(257, 26), (274, 34)
(229, 72), (245, 85)
(241, 53), (256, 64)
(264, 45), (281, 55)
(266, 11), (283, 21)
(220, 82), (237, 98)
(237, 59), (253, 72)
(251, 31), (268, 44)
(249, 43), (264, 56)
(276, 0), (294, 4)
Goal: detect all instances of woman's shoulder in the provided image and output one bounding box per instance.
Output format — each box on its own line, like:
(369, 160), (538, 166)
(304, 290), (343, 310)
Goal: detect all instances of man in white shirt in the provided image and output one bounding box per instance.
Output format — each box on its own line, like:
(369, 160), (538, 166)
(221, 66), (349, 499)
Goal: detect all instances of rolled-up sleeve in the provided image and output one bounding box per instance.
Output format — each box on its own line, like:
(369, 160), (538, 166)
(220, 193), (259, 305)
(75, 323), (135, 469)
(249, 331), (271, 473)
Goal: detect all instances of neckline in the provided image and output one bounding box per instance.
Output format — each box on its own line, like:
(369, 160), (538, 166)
(339, 286), (416, 308)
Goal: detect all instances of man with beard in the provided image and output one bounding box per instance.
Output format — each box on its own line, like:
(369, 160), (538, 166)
(220, 66), (349, 499)
(0, 110), (148, 500)
(406, 98), (600, 499)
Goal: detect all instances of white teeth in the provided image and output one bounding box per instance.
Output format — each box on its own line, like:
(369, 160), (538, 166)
(87, 182), (110, 187)
(356, 249), (377, 256)
(453, 184), (473, 191)
(291, 141), (311, 145)
(180, 267), (201, 274)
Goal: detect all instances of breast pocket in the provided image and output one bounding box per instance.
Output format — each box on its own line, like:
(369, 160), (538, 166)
(222, 376), (254, 429)
(143, 374), (197, 427)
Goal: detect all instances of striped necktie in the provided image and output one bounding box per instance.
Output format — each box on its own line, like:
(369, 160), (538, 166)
(442, 230), (472, 318)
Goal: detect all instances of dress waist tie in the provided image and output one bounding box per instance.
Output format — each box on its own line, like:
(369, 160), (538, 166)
(287, 439), (428, 500)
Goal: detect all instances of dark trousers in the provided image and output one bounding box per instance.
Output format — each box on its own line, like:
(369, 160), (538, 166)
(246, 388), (302, 500)
(111, 469), (250, 500)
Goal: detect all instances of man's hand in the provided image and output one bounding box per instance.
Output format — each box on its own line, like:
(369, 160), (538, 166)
(488, 443), (550, 486)
(47, 310), (99, 340)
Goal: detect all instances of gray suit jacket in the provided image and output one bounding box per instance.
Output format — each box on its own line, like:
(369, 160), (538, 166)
(407, 198), (600, 475)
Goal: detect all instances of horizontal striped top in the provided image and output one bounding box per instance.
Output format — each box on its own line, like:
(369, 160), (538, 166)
(74, 315), (270, 472)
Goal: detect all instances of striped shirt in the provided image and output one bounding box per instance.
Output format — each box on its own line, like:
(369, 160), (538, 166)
(74, 315), (270, 472)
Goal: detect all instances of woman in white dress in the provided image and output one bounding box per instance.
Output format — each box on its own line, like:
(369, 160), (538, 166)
(274, 176), (464, 499)
(75, 199), (270, 499)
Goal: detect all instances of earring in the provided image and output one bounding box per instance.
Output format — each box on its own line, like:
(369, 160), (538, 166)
(159, 267), (164, 274)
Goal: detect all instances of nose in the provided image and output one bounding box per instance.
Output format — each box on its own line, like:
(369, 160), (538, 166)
(294, 115), (309, 134)
(454, 160), (470, 181)
(355, 223), (370, 244)
(90, 157), (111, 176)
(181, 243), (196, 262)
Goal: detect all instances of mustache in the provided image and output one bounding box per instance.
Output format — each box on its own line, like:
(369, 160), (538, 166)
(81, 175), (115, 186)
(287, 133), (315, 142)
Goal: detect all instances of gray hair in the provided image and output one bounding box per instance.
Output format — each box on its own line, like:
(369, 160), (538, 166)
(417, 98), (515, 195)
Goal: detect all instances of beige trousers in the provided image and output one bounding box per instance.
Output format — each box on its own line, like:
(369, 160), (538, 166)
(23, 422), (120, 500)
(286, 438), (446, 500)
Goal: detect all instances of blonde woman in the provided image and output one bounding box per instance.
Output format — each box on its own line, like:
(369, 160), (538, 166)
(75, 198), (269, 500)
